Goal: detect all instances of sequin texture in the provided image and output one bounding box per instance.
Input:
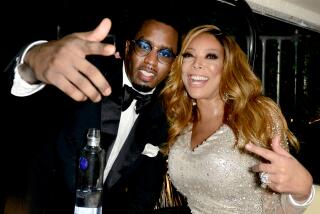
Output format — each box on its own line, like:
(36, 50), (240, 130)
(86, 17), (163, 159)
(168, 124), (307, 214)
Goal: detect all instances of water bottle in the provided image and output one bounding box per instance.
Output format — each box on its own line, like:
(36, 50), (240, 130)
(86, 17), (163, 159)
(74, 128), (105, 214)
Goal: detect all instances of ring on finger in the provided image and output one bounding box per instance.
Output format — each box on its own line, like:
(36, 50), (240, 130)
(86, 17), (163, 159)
(259, 172), (270, 188)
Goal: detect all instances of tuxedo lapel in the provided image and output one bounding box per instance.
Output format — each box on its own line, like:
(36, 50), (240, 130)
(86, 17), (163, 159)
(104, 115), (144, 189)
(98, 58), (123, 150)
(100, 96), (121, 139)
(104, 100), (166, 189)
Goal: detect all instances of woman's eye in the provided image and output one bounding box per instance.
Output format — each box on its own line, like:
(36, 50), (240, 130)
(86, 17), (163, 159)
(207, 53), (218, 59)
(182, 52), (193, 58)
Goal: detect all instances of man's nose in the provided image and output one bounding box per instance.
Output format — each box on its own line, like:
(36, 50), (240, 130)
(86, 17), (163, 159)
(144, 49), (158, 65)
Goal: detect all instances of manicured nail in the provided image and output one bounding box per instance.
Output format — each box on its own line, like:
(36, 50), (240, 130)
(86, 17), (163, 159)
(245, 143), (252, 149)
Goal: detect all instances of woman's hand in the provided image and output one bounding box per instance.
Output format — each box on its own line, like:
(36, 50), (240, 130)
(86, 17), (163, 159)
(245, 136), (313, 202)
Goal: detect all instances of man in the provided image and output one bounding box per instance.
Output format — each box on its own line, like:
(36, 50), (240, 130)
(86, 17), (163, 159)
(7, 12), (180, 214)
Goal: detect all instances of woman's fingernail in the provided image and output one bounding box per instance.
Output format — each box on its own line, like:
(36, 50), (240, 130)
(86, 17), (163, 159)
(245, 143), (252, 149)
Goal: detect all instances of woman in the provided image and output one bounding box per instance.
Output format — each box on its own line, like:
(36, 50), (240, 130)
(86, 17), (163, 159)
(161, 24), (314, 213)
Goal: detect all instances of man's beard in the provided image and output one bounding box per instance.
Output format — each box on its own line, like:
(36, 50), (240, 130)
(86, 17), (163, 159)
(132, 82), (153, 93)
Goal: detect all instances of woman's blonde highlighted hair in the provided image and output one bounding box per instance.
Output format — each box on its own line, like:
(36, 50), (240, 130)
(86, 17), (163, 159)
(161, 24), (299, 155)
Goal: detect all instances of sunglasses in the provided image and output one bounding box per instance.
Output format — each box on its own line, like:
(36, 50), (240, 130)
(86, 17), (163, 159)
(131, 39), (176, 65)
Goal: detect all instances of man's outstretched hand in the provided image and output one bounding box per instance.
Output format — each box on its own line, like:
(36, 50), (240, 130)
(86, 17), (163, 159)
(24, 18), (116, 102)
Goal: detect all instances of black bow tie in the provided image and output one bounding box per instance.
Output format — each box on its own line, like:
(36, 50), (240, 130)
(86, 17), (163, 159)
(122, 85), (152, 113)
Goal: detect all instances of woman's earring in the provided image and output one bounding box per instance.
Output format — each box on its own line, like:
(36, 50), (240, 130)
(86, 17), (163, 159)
(184, 90), (196, 106)
(223, 92), (229, 102)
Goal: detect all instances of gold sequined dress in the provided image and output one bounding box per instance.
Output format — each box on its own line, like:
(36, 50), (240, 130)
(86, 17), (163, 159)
(168, 124), (308, 214)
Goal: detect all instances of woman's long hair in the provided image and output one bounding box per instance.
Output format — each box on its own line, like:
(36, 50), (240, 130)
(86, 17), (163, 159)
(161, 24), (298, 155)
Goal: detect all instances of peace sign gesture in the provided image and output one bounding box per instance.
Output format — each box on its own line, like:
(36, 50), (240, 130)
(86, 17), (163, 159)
(245, 136), (313, 202)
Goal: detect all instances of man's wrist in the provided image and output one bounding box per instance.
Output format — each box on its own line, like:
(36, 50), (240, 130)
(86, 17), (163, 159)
(19, 40), (47, 64)
(11, 40), (47, 97)
(15, 40), (47, 84)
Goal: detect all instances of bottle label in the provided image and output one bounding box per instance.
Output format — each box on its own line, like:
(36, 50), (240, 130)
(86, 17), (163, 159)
(79, 157), (89, 170)
(74, 206), (102, 214)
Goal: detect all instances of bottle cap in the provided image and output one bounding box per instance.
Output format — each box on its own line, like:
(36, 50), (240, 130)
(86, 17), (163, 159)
(87, 128), (101, 147)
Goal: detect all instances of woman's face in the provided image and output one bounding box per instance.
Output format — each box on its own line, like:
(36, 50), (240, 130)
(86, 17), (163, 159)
(182, 32), (224, 101)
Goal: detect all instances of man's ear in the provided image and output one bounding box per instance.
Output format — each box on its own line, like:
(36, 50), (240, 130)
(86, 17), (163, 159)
(125, 40), (131, 57)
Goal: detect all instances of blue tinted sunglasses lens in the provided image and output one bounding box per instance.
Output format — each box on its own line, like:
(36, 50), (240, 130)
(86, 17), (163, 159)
(159, 49), (175, 58)
(136, 40), (151, 51)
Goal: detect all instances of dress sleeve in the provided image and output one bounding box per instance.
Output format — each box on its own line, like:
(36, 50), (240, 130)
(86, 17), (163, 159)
(261, 112), (309, 213)
(261, 190), (308, 214)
